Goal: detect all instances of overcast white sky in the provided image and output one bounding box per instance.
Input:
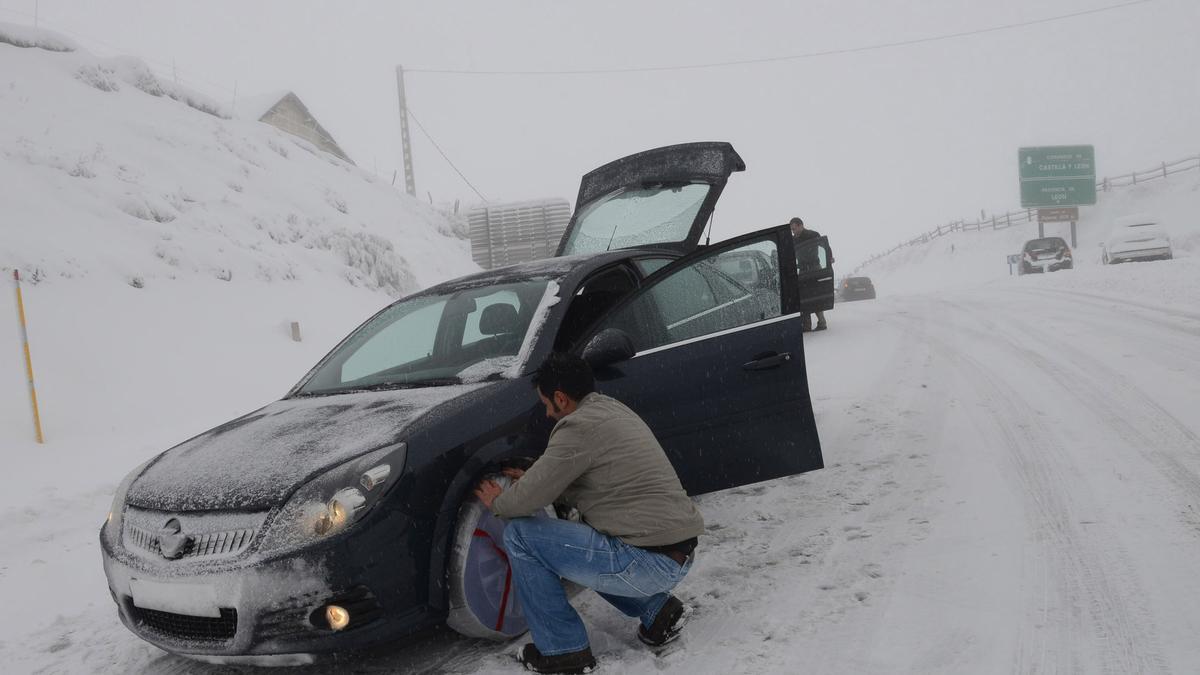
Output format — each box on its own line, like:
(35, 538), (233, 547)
(4, 0), (1197, 267)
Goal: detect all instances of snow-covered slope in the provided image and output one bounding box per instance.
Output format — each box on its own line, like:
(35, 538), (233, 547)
(857, 170), (1200, 296)
(0, 25), (479, 449)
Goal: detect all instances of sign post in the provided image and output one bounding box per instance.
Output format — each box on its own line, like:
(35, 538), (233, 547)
(1007, 253), (1021, 276)
(1037, 206), (1081, 247)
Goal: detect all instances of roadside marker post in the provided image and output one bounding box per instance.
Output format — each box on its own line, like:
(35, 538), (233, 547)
(13, 270), (45, 443)
(1006, 254), (1021, 276)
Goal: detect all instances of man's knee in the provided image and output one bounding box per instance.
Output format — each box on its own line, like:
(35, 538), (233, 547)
(503, 517), (537, 555)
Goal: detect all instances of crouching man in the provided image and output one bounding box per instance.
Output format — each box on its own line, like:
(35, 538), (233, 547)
(474, 352), (704, 674)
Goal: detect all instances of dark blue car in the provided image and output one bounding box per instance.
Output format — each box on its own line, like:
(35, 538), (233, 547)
(99, 142), (834, 664)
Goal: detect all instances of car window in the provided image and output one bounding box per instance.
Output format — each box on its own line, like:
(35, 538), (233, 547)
(795, 238), (829, 272)
(298, 279), (551, 395)
(462, 290), (521, 346)
(1025, 238), (1066, 251)
(634, 257), (673, 277)
(596, 235), (783, 352)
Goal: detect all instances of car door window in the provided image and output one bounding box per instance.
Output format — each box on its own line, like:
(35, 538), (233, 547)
(461, 290), (521, 346)
(795, 238), (829, 273)
(597, 235), (785, 352)
(633, 257), (673, 277)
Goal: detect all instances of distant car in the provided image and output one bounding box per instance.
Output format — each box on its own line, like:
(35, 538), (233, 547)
(98, 142), (833, 664)
(838, 276), (875, 301)
(1018, 237), (1073, 274)
(1102, 216), (1173, 264)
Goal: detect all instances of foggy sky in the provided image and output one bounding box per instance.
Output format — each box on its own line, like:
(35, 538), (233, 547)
(4, 0), (1197, 268)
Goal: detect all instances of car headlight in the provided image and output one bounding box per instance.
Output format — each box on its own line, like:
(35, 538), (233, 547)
(104, 458), (154, 546)
(258, 442), (407, 552)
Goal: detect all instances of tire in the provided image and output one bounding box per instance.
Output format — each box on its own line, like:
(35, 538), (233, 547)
(445, 476), (551, 641)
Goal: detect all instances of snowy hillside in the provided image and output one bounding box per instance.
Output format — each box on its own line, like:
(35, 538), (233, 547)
(856, 170), (1200, 296)
(0, 25), (478, 448)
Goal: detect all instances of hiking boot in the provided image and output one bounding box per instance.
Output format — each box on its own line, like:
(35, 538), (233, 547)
(515, 643), (597, 674)
(637, 595), (691, 647)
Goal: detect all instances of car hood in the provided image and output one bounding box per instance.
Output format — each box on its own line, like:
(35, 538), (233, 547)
(125, 384), (490, 512)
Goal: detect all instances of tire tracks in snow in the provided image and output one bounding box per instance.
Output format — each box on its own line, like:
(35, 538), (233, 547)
(943, 294), (1200, 527)
(894, 301), (1169, 675)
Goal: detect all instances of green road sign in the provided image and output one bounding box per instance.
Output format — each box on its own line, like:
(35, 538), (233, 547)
(1018, 145), (1096, 208)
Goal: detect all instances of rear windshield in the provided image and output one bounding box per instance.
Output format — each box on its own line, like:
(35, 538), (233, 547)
(1024, 238), (1067, 251)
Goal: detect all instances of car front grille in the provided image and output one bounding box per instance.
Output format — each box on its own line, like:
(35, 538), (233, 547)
(125, 523), (257, 559)
(132, 605), (238, 643)
(122, 507), (267, 561)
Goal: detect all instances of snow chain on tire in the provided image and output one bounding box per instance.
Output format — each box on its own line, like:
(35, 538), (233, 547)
(445, 475), (552, 641)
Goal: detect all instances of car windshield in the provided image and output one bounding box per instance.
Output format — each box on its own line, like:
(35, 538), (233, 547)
(294, 279), (552, 396)
(558, 182), (711, 256)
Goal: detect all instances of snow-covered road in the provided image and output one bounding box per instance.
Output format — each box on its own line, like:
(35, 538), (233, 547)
(8, 278), (1200, 674)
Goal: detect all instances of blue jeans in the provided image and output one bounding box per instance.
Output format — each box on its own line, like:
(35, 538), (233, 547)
(502, 516), (693, 656)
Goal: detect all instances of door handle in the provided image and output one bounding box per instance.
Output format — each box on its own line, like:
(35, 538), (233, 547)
(743, 352), (791, 371)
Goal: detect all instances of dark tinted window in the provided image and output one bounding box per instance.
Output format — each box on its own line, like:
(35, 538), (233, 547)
(1024, 238), (1067, 251)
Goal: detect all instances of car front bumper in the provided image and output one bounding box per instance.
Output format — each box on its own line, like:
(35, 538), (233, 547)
(99, 510), (433, 662)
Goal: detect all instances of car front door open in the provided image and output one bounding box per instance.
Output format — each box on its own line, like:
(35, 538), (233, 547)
(576, 225), (823, 495)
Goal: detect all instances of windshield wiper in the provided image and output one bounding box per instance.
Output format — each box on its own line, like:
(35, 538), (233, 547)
(292, 377), (462, 398)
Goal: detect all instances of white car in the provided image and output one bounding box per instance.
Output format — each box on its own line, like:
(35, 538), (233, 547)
(1102, 215), (1173, 264)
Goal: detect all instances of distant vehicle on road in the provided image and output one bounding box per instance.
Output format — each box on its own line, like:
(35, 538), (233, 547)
(838, 276), (876, 301)
(1102, 215), (1173, 264)
(1018, 237), (1073, 275)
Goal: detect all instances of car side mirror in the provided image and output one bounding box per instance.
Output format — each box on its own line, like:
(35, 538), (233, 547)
(582, 328), (635, 369)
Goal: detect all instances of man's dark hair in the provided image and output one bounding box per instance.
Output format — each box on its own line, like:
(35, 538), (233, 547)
(532, 352), (595, 401)
(789, 217), (804, 226)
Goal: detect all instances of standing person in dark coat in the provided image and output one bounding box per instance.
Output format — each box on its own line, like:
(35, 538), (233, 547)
(789, 217), (834, 331)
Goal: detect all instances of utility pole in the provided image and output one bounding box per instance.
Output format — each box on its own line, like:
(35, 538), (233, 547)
(395, 65), (416, 196)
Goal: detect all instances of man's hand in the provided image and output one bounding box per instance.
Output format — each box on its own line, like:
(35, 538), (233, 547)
(474, 479), (503, 510)
(502, 467), (525, 481)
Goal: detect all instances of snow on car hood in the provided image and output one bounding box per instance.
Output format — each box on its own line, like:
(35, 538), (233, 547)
(125, 384), (489, 512)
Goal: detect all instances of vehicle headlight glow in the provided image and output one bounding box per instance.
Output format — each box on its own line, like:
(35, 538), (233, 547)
(259, 442), (407, 552)
(314, 488), (368, 535)
(326, 605), (351, 631)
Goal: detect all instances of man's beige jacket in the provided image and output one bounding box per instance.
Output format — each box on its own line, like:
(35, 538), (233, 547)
(491, 392), (705, 547)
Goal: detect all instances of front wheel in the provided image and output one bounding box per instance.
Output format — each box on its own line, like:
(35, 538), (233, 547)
(445, 477), (549, 641)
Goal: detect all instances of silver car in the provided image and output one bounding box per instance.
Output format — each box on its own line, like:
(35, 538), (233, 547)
(1102, 216), (1173, 264)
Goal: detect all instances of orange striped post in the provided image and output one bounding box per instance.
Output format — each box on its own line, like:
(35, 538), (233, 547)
(13, 270), (45, 443)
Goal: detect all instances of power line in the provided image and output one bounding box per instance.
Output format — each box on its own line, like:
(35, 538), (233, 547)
(406, 106), (489, 203)
(408, 0), (1155, 76)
